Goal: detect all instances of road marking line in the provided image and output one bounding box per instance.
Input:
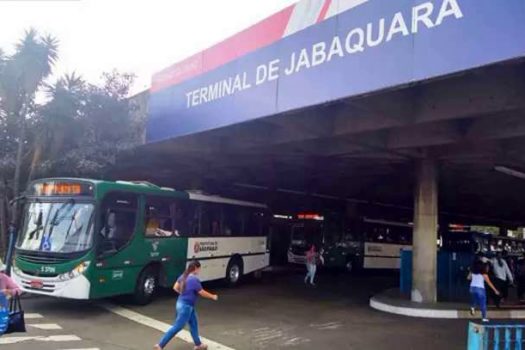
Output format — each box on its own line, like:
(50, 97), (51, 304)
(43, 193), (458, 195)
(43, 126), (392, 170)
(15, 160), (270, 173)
(0, 334), (81, 344)
(28, 323), (63, 330)
(25, 313), (44, 319)
(100, 302), (236, 350)
(59, 348), (100, 350)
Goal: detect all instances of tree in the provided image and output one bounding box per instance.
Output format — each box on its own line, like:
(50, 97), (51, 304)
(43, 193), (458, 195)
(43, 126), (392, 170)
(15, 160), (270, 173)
(33, 70), (138, 179)
(0, 29), (58, 220)
(0, 30), (140, 254)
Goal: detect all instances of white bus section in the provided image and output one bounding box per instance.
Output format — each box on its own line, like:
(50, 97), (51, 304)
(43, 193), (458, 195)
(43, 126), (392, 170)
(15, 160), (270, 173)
(11, 269), (91, 300)
(187, 237), (269, 282)
(186, 191), (270, 282)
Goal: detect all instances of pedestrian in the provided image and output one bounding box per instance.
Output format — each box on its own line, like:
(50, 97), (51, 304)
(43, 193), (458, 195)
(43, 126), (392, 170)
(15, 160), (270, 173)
(154, 260), (218, 350)
(304, 244), (323, 286)
(516, 257), (525, 302)
(0, 259), (21, 297)
(469, 260), (500, 322)
(491, 252), (514, 306)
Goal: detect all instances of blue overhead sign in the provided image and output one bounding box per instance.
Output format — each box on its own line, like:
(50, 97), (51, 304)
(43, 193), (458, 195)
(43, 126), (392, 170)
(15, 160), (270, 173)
(147, 0), (525, 143)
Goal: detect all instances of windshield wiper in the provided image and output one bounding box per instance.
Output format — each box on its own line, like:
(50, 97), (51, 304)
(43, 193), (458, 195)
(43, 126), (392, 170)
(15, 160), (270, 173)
(64, 208), (81, 240)
(48, 199), (75, 240)
(51, 199), (75, 226)
(28, 210), (44, 240)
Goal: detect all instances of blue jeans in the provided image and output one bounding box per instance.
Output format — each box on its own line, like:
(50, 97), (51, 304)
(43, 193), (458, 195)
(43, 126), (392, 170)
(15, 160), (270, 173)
(158, 301), (202, 348)
(305, 263), (317, 284)
(470, 287), (487, 319)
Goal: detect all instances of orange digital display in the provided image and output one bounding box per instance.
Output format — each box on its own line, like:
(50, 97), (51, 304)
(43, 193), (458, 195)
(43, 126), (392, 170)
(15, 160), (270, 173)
(297, 213), (324, 221)
(32, 182), (92, 196)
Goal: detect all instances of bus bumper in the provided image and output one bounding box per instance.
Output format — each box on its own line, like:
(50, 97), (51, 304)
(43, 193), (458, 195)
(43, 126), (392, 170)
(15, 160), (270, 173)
(12, 270), (91, 300)
(287, 252), (306, 264)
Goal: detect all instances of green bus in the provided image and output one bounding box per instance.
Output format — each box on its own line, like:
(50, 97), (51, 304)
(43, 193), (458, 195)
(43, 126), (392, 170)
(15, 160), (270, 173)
(12, 178), (270, 304)
(288, 215), (412, 272)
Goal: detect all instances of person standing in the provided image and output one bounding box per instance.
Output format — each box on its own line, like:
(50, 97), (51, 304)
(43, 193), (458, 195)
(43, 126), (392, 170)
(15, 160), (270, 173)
(516, 257), (525, 302)
(0, 259), (21, 297)
(304, 245), (323, 286)
(154, 260), (218, 350)
(491, 252), (514, 306)
(469, 260), (500, 322)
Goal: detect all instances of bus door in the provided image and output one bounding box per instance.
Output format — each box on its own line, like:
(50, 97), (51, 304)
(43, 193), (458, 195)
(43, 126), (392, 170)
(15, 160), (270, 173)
(142, 197), (190, 287)
(94, 192), (140, 297)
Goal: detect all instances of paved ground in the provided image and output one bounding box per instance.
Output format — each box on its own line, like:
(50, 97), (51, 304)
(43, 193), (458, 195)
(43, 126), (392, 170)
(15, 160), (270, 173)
(1, 268), (469, 349)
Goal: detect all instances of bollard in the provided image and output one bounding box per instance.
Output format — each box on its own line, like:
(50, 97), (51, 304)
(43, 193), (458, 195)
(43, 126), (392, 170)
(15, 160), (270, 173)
(468, 322), (525, 350)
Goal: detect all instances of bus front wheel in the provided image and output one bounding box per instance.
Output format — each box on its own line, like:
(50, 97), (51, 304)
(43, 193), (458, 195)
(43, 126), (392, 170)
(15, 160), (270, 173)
(226, 257), (243, 286)
(345, 259), (354, 273)
(134, 266), (158, 305)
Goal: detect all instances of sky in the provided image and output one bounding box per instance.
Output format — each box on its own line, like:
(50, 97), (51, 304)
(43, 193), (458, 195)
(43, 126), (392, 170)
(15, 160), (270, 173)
(0, 0), (298, 95)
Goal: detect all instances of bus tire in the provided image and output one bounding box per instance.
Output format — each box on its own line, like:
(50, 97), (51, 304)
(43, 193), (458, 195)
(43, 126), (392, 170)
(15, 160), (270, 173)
(226, 257), (243, 286)
(345, 259), (355, 273)
(134, 266), (158, 305)
(345, 259), (356, 274)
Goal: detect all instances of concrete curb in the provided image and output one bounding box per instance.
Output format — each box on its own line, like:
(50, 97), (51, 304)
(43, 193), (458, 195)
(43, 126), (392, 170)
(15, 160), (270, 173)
(370, 293), (525, 319)
(370, 297), (459, 319)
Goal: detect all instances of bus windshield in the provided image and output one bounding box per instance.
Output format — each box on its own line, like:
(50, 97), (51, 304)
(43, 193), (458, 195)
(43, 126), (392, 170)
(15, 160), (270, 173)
(17, 200), (94, 253)
(291, 223), (322, 246)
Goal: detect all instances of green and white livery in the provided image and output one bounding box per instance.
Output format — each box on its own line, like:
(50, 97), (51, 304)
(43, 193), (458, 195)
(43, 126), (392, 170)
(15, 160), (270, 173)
(12, 178), (270, 304)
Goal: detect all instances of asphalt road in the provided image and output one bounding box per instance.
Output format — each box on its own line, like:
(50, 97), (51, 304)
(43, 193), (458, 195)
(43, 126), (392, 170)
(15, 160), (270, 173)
(1, 268), (468, 349)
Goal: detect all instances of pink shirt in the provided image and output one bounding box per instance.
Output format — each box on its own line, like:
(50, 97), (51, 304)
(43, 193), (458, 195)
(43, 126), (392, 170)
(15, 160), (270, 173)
(0, 272), (21, 295)
(305, 250), (316, 264)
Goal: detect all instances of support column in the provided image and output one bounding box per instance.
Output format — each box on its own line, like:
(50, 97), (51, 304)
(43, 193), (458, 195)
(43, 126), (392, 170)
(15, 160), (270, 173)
(411, 158), (438, 303)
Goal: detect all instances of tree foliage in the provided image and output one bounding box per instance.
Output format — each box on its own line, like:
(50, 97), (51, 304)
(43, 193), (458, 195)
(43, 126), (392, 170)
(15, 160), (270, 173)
(0, 30), (141, 252)
(33, 69), (140, 178)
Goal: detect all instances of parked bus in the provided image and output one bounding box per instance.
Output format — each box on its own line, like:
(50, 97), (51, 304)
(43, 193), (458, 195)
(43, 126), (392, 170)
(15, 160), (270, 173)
(288, 216), (412, 272)
(441, 230), (525, 258)
(12, 178), (270, 304)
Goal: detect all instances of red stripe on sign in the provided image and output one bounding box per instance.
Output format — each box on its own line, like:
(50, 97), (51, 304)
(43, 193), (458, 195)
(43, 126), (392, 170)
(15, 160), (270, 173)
(151, 5), (295, 93)
(317, 0), (332, 23)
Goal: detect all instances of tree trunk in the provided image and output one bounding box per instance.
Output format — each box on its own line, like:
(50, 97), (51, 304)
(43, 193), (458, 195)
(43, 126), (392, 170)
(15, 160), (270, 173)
(12, 117), (26, 220)
(0, 181), (8, 255)
(27, 142), (41, 184)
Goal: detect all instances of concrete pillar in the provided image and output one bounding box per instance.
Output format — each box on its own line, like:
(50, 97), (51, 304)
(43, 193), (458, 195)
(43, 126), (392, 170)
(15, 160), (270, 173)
(411, 158), (438, 303)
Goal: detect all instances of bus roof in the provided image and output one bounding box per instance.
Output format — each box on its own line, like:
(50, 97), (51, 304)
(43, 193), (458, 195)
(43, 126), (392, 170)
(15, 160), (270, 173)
(187, 191), (267, 209)
(29, 178), (267, 209)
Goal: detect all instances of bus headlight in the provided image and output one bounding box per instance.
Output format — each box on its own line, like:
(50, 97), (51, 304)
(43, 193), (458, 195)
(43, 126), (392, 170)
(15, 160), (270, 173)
(58, 261), (90, 281)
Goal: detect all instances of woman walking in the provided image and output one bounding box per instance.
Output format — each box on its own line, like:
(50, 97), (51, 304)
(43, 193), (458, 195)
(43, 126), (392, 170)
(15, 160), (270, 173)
(154, 260), (218, 350)
(469, 260), (500, 322)
(304, 245), (323, 286)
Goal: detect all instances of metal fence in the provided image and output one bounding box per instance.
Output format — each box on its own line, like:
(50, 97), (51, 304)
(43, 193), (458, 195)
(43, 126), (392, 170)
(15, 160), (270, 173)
(468, 322), (525, 350)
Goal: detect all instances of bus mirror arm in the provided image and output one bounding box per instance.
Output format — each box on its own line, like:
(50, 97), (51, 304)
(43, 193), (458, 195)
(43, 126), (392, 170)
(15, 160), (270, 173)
(9, 195), (26, 208)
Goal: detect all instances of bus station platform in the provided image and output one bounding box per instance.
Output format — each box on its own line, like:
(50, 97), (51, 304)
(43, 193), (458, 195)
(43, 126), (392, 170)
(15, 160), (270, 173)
(370, 289), (525, 320)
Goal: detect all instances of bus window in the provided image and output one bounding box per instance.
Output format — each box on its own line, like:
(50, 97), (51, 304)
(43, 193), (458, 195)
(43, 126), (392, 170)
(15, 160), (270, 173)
(245, 208), (264, 236)
(172, 200), (197, 237)
(144, 197), (175, 237)
(365, 226), (387, 243)
(390, 226), (412, 245)
(99, 193), (138, 253)
(323, 220), (343, 245)
(222, 205), (242, 236)
(199, 202), (222, 236)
